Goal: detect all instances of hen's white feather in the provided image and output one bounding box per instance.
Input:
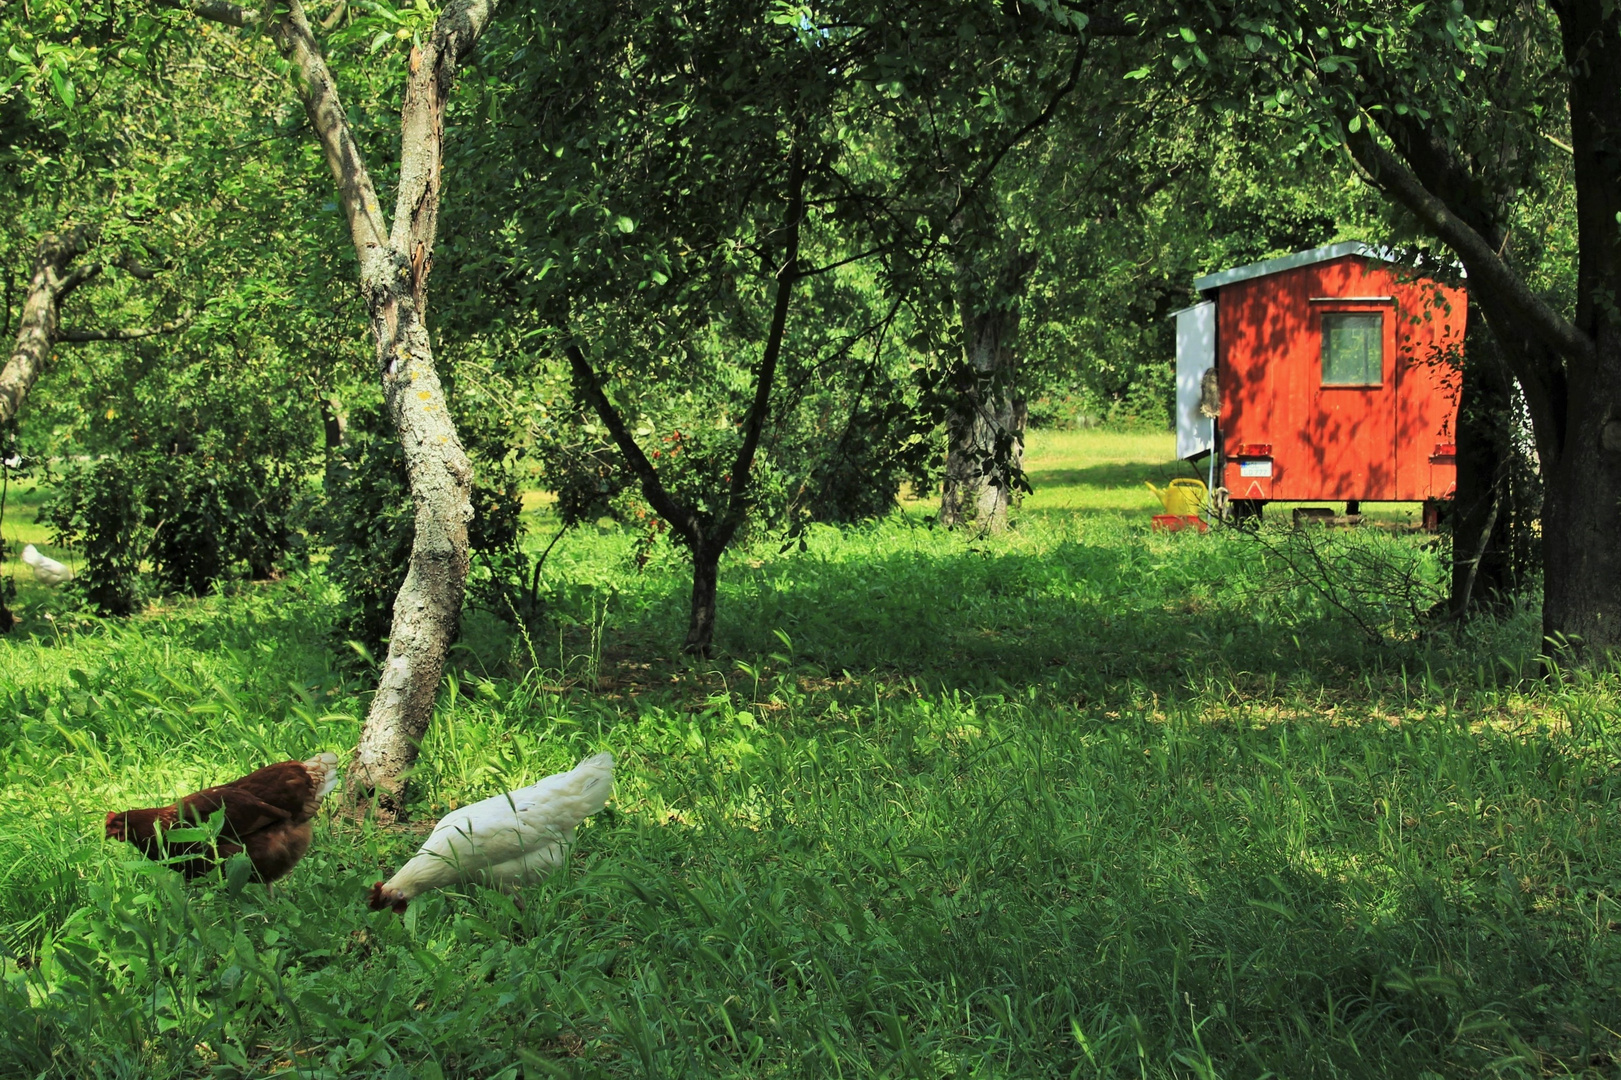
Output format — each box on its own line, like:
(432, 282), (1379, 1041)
(303, 752), (340, 799)
(378, 752), (613, 905)
(21, 544), (71, 586)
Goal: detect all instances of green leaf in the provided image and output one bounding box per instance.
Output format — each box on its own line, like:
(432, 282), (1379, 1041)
(225, 853), (254, 898)
(161, 826), (210, 843)
(49, 68), (74, 108)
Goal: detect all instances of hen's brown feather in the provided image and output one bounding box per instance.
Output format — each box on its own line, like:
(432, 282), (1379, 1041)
(106, 756), (337, 884)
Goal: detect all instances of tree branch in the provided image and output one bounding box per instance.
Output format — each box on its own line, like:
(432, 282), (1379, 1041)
(1341, 106), (1564, 457)
(1347, 124), (1593, 369)
(176, 0), (502, 296)
(562, 340), (704, 546)
(114, 253), (166, 280)
(717, 143), (808, 548)
(948, 38), (1087, 228)
(58, 320), (187, 343)
(0, 228), (96, 426)
(798, 244), (887, 279)
(154, 0), (260, 26)
(184, 0), (392, 260)
(393, 0), (505, 303)
(55, 263), (103, 300)
(425, 0), (501, 70)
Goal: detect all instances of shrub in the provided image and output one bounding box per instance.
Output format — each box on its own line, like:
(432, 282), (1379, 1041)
(43, 442), (307, 616)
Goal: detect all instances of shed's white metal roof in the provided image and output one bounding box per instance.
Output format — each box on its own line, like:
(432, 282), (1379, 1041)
(1165, 301), (1212, 319)
(1193, 241), (1389, 293)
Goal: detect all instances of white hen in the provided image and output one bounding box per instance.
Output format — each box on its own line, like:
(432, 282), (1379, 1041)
(21, 544), (71, 586)
(368, 751), (614, 912)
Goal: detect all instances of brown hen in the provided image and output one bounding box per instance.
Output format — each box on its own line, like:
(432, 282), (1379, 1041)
(105, 753), (339, 883)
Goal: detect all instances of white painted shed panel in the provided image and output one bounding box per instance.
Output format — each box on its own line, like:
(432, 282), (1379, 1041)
(1175, 301), (1216, 461)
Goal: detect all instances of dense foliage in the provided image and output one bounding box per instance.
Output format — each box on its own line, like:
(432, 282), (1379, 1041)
(4, 0), (1570, 629)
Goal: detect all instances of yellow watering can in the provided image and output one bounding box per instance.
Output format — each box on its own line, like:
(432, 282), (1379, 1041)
(1145, 478), (1208, 517)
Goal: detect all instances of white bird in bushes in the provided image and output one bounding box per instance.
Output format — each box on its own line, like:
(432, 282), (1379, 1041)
(368, 751), (615, 912)
(21, 544), (72, 586)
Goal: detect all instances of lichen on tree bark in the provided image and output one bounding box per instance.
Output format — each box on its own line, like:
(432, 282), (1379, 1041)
(0, 228), (99, 427)
(173, 0), (501, 810)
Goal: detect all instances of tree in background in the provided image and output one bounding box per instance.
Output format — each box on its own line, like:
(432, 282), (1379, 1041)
(0, 6), (328, 617)
(442, 0), (1080, 654)
(927, 22), (1379, 529)
(0, 229), (102, 429)
(0, 22), (191, 433)
(926, 40), (1090, 531)
(936, 207), (1041, 530)
(1005, 82), (1384, 432)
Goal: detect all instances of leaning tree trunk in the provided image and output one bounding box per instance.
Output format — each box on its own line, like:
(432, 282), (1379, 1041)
(0, 228), (97, 427)
(171, 0), (500, 810)
(940, 247), (1036, 531)
(348, 260), (473, 809)
(339, 19), (483, 811)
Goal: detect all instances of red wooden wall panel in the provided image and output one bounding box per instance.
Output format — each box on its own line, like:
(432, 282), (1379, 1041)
(1216, 255), (1462, 503)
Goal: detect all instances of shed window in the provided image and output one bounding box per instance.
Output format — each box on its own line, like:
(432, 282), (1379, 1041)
(1320, 313), (1382, 385)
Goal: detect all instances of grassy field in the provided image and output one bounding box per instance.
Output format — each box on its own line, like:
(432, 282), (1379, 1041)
(2, 429), (1619, 1078)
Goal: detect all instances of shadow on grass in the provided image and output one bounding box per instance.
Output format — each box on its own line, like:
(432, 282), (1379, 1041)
(464, 706), (1616, 1078)
(599, 531), (1531, 701)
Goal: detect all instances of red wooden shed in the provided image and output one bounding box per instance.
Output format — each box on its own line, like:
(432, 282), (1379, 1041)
(1174, 242), (1465, 520)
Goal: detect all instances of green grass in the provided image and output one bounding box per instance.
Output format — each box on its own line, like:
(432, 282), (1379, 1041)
(2, 429), (1619, 1078)
(1023, 428), (1197, 515)
(1017, 429), (1430, 525)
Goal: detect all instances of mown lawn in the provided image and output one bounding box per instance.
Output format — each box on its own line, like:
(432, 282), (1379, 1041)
(2, 429), (1618, 1078)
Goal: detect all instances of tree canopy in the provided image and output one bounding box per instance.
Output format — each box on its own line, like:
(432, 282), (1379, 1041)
(0, 0), (1612, 739)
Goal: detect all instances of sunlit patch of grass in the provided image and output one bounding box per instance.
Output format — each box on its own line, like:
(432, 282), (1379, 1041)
(1023, 428), (1197, 515)
(901, 426), (1192, 516)
(0, 476), (51, 541)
